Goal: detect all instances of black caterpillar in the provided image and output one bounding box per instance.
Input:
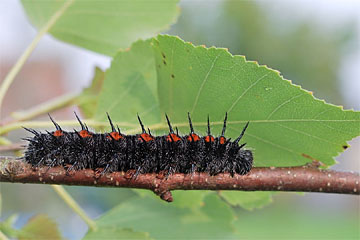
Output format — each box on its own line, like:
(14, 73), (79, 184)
(23, 113), (253, 176)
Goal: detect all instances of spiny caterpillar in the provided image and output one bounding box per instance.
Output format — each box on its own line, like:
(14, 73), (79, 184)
(23, 113), (253, 176)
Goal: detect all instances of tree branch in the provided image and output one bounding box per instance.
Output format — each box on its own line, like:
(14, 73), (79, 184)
(1, 157), (359, 202)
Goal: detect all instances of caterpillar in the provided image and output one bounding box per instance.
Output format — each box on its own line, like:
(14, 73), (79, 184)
(23, 113), (253, 177)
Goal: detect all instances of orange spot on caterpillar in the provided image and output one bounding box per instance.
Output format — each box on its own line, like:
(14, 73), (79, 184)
(79, 130), (92, 138)
(139, 133), (154, 142)
(166, 133), (181, 142)
(219, 136), (226, 144)
(53, 130), (63, 137)
(107, 132), (123, 140)
(187, 133), (200, 142)
(204, 136), (214, 142)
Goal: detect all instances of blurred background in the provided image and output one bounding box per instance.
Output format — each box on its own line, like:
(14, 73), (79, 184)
(1, 0), (359, 239)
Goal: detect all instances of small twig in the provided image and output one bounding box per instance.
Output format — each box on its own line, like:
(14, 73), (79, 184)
(0, 230), (10, 240)
(51, 185), (97, 231)
(1, 157), (358, 202)
(9, 93), (79, 123)
(0, 0), (75, 118)
(0, 143), (23, 152)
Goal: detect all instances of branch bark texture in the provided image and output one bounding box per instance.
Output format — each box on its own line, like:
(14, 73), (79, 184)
(1, 157), (359, 202)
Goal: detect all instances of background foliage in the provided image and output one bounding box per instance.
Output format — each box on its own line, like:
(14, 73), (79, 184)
(0, 0), (359, 239)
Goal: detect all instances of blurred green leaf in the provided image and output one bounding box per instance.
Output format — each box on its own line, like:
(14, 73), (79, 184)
(78, 66), (105, 118)
(21, 0), (179, 56)
(18, 215), (62, 240)
(87, 194), (237, 239)
(219, 191), (273, 210)
(85, 228), (151, 240)
(232, 204), (360, 239)
(0, 214), (19, 238)
(171, 190), (211, 209)
(152, 35), (359, 167)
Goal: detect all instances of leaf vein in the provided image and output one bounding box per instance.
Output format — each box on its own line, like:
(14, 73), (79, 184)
(227, 72), (271, 113)
(190, 53), (221, 114)
(266, 93), (304, 120)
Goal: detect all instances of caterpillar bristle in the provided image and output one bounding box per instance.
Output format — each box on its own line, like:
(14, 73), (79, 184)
(137, 114), (146, 133)
(165, 114), (174, 133)
(48, 114), (61, 131)
(234, 121), (250, 144)
(221, 112), (228, 137)
(187, 112), (194, 133)
(107, 112), (116, 132)
(207, 115), (211, 135)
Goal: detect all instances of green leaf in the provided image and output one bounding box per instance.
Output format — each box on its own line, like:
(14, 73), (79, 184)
(94, 39), (212, 208)
(94, 39), (160, 127)
(21, 0), (179, 56)
(85, 228), (151, 240)
(87, 34), (359, 210)
(87, 194), (237, 239)
(171, 190), (211, 209)
(17, 215), (62, 240)
(219, 191), (273, 210)
(232, 205), (360, 239)
(0, 215), (19, 238)
(152, 35), (360, 167)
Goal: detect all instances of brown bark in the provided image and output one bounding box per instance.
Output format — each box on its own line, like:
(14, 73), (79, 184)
(1, 157), (359, 202)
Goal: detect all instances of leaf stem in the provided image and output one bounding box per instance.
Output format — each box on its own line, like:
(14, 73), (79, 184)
(0, 0), (75, 119)
(0, 137), (11, 146)
(51, 185), (97, 231)
(10, 93), (79, 122)
(0, 231), (9, 240)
